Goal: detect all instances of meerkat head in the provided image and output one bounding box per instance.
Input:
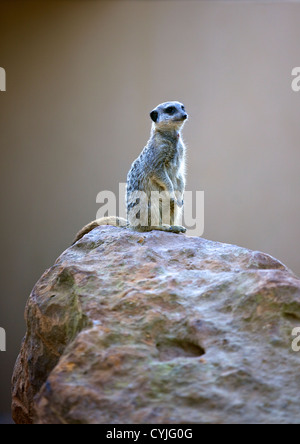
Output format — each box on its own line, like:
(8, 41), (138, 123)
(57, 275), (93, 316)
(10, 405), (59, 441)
(150, 101), (188, 133)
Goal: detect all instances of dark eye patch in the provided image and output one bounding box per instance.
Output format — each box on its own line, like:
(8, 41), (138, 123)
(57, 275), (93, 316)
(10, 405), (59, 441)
(150, 110), (159, 122)
(165, 106), (176, 115)
(181, 105), (185, 111)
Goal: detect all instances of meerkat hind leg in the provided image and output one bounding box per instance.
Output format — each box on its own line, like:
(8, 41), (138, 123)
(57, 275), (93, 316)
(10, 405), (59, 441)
(146, 196), (186, 233)
(142, 204), (186, 233)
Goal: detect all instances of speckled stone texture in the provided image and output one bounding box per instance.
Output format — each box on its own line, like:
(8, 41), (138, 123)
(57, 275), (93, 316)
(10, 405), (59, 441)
(12, 227), (300, 424)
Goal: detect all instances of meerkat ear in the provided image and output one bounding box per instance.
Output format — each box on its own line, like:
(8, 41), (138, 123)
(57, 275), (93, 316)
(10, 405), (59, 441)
(150, 110), (158, 123)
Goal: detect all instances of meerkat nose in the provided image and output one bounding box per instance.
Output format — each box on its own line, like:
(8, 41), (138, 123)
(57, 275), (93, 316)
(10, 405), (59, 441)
(182, 114), (188, 120)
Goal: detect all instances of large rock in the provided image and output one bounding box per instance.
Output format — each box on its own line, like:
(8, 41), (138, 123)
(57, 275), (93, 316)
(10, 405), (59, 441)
(12, 227), (300, 424)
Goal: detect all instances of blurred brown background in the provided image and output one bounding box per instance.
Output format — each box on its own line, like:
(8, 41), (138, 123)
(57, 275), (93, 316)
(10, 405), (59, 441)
(0, 0), (300, 422)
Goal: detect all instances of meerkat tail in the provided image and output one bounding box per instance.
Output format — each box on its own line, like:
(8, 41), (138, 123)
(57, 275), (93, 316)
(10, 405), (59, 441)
(73, 216), (129, 244)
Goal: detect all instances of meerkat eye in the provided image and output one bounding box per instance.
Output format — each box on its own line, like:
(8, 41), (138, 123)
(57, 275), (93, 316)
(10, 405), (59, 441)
(181, 106), (185, 111)
(165, 106), (176, 115)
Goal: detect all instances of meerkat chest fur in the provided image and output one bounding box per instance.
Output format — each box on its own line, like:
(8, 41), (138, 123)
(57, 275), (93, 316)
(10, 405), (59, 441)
(150, 131), (186, 186)
(127, 101), (188, 199)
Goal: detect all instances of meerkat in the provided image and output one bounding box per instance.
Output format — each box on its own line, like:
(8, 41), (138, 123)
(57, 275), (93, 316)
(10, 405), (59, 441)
(73, 101), (188, 244)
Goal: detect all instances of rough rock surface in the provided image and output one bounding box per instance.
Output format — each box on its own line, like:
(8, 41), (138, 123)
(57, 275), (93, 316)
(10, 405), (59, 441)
(12, 227), (300, 424)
